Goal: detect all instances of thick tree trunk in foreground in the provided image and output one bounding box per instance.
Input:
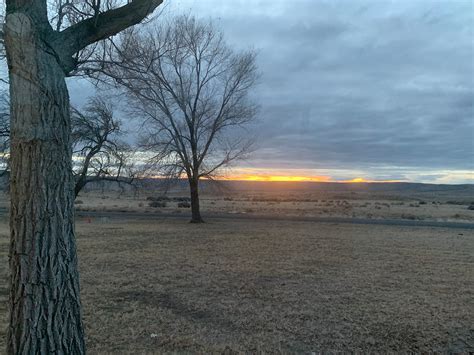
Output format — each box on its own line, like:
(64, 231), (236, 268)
(4, 0), (162, 352)
(5, 12), (85, 354)
(189, 177), (204, 223)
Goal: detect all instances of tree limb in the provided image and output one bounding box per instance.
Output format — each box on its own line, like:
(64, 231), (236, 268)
(58, 0), (163, 59)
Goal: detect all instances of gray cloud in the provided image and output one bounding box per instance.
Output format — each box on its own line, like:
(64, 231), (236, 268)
(166, 0), (473, 180)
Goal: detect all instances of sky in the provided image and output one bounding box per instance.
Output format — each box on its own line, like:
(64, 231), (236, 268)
(69, 0), (474, 184)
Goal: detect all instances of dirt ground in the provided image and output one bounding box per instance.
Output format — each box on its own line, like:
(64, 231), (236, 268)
(1, 216), (473, 353)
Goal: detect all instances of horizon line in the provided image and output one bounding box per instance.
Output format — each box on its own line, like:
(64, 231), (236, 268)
(139, 176), (473, 186)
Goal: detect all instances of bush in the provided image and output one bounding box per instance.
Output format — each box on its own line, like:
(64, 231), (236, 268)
(178, 202), (191, 208)
(174, 197), (191, 202)
(468, 204), (474, 211)
(149, 201), (167, 208)
(75, 200), (84, 205)
(147, 196), (171, 202)
(446, 201), (466, 205)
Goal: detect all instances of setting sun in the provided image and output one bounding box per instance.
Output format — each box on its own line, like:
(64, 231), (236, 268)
(345, 178), (368, 183)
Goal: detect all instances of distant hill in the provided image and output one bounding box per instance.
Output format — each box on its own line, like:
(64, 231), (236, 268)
(198, 180), (474, 202)
(129, 179), (474, 203)
(2, 175), (473, 202)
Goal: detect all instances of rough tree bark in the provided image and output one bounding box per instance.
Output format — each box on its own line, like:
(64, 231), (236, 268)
(5, 10), (85, 354)
(4, 1), (163, 353)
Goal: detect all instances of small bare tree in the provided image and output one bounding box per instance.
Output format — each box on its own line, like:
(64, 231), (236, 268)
(0, 93), (136, 195)
(72, 97), (137, 197)
(102, 15), (258, 222)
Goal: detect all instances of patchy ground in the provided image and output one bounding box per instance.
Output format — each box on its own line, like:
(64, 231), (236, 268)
(2, 184), (474, 222)
(1, 217), (473, 352)
(65, 189), (474, 223)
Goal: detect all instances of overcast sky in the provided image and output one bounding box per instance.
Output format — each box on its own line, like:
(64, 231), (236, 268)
(72, 0), (473, 183)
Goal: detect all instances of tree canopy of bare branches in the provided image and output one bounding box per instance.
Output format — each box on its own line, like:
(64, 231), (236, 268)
(72, 97), (137, 196)
(0, 93), (137, 195)
(100, 15), (259, 222)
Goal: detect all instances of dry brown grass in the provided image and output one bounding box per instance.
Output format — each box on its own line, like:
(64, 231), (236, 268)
(2, 217), (473, 353)
(64, 190), (474, 222)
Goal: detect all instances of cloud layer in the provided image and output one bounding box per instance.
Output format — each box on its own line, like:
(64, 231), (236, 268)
(161, 0), (473, 183)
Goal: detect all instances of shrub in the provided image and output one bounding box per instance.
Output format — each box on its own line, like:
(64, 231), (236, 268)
(178, 202), (191, 208)
(149, 201), (167, 208)
(174, 197), (191, 202)
(147, 196), (171, 202)
(75, 200), (84, 205)
(446, 201), (465, 205)
(468, 204), (474, 211)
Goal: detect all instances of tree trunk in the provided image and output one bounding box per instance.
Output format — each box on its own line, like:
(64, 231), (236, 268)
(189, 177), (204, 223)
(74, 176), (87, 198)
(5, 12), (85, 354)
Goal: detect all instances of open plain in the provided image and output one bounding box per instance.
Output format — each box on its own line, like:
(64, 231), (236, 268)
(1, 182), (473, 352)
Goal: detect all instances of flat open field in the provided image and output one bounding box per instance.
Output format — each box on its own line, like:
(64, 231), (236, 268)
(1, 215), (473, 352)
(64, 182), (474, 223)
(2, 181), (474, 223)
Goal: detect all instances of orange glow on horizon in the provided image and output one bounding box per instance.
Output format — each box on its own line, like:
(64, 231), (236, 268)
(219, 174), (402, 183)
(222, 175), (333, 182)
(344, 177), (368, 183)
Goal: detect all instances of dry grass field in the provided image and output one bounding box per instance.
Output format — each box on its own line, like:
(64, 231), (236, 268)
(74, 193), (474, 222)
(1, 214), (473, 353)
(60, 182), (474, 223)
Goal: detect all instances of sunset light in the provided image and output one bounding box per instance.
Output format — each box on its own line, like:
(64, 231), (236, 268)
(1, 0), (472, 352)
(345, 178), (368, 183)
(220, 174), (402, 183)
(224, 175), (332, 182)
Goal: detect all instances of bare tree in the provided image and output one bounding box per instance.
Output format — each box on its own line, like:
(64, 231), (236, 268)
(2, 1), (163, 353)
(72, 97), (137, 197)
(102, 15), (258, 223)
(0, 93), (135, 193)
